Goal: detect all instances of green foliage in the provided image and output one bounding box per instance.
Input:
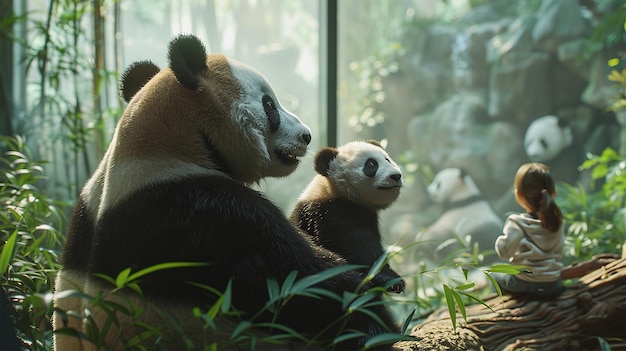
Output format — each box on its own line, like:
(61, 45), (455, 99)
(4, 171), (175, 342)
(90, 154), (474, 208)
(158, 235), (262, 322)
(0, 136), (67, 350)
(391, 237), (524, 334)
(559, 148), (626, 261)
(55, 262), (413, 350)
(583, 1), (626, 60)
(607, 68), (626, 112)
(11, 0), (123, 201)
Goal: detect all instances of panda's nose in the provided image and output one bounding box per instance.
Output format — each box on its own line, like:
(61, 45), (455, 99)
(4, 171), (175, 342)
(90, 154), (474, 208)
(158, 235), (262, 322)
(302, 132), (311, 145)
(390, 173), (401, 182)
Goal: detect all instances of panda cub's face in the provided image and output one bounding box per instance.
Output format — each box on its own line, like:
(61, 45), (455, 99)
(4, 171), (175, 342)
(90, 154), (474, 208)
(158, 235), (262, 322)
(427, 168), (464, 204)
(316, 140), (402, 209)
(524, 115), (573, 162)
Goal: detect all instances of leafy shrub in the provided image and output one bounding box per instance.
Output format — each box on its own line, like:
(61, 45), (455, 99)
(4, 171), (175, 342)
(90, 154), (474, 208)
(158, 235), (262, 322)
(559, 148), (626, 262)
(53, 261), (413, 350)
(0, 136), (67, 350)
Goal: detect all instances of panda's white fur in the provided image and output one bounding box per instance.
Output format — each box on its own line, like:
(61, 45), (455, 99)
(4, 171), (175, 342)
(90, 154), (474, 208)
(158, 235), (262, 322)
(416, 168), (503, 264)
(524, 115), (573, 162)
(53, 35), (397, 351)
(291, 140), (405, 293)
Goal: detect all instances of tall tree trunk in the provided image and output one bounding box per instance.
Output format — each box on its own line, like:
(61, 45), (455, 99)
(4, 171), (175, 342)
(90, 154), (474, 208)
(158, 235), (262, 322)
(0, 1), (15, 137)
(92, 0), (105, 159)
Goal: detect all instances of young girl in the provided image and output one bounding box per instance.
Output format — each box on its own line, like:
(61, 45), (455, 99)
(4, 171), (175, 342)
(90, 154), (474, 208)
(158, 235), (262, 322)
(494, 162), (565, 297)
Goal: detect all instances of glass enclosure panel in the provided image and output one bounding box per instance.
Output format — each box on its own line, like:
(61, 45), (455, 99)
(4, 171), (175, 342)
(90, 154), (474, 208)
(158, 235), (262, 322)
(11, 0), (320, 210)
(336, 0), (623, 282)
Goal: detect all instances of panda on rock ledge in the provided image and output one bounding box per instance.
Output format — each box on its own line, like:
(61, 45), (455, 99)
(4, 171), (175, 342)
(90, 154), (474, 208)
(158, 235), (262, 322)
(416, 168), (503, 265)
(290, 140), (406, 294)
(53, 34), (399, 351)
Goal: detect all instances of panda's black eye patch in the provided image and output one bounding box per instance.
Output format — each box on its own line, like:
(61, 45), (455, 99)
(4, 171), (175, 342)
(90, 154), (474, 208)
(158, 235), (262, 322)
(263, 95), (280, 132)
(363, 158), (378, 178)
(540, 139), (548, 149)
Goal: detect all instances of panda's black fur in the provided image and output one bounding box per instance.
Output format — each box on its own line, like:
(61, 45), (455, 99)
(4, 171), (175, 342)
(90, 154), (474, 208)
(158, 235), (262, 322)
(53, 35), (398, 350)
(291, 140), (405, 294)
(119, 60), (160, 102)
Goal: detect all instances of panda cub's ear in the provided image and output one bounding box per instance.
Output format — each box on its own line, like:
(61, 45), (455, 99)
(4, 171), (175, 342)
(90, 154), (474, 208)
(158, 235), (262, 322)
(366, 139), (385, 150)
(314, 147), (339, 177)
(168, 34), (209, 91)
(119, 60), (161, 103)
(458, 168), (469, 182)
(556, 116), (569, 128)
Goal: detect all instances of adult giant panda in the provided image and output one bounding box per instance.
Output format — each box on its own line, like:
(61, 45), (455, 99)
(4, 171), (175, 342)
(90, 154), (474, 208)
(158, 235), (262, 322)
(290, 140), (405, 294)
(53, 34), (398, 351)
(524, 115), (581, 185)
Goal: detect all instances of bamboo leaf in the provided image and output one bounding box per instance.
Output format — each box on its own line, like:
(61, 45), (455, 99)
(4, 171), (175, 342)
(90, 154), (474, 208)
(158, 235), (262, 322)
(221, 280), (233, 314)
(279, 270), (298, 296)
(455, 282), (475, 291)
(0, 231), (18, 275)
(92, 273), (116, 287)
(347, 291), (377, 310)
(443, 284), (457, 332)
(254, 322), (307, 341)
(485, 272), (503, 297)
(231, 320), (252, 338)
(115, 268), (131, 287)
(401, 309), (416, 335)
(598, 336), (612, 351)
(266, 277), (280, 304)
(452, 289), (466, 322)
(364, 332), (411, 349)
(126, 261), (208, 282)
(487, 263), (528, 274)
(333, 331), (366, 346)
(291, 265), (362, 292)
(458, 290), (496, 313)
(365, 251), (389, 280)
(206, 294), (224, 320)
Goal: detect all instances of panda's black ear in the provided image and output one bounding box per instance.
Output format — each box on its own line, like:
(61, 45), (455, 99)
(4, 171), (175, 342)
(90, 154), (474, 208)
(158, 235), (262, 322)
(168, 34), (208, 90)
(366, 139), (389, 150)
(314, 148), (338, 177)
(458, 168), (468, 180)
(366, 139), (383, 149)
(119, 60), (160, 103)
(556, 116), (569, 128)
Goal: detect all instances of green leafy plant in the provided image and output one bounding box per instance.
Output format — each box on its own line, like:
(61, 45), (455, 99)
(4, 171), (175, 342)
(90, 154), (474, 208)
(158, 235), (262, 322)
(53, 259), (414, 350)
(583, 2), (626, 60)
(0, 136), (67, 350)
(559, 148), (625, 262)
(607, 68), (626, 112)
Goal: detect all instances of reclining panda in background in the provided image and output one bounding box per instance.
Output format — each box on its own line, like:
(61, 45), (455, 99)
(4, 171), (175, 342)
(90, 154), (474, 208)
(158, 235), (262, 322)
(53, 34), (398, 351)
(290, 140), (406, 294)
(416, 168), (503, 265)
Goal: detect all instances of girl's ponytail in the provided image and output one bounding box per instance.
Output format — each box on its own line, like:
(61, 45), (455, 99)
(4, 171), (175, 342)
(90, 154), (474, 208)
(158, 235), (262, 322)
(538, 187), (562, 233)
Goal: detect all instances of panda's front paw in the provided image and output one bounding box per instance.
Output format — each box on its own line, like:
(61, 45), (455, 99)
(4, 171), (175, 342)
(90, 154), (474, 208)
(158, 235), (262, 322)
(371, 273), (405, 293)
(386, 278), (405, 294)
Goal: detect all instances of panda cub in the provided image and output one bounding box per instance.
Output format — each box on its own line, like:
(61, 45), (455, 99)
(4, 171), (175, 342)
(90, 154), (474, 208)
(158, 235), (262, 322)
(291, 140), (405, 293)
(417, 168), (503, 264)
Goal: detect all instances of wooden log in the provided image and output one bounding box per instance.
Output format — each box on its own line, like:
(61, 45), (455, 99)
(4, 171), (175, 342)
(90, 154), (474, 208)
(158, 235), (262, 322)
(394, 254), (626, 351)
